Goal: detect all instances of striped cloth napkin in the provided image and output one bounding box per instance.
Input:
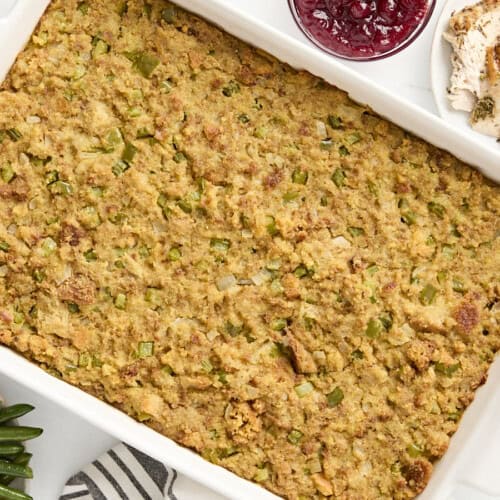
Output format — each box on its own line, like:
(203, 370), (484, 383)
(59, 443), (225, 500)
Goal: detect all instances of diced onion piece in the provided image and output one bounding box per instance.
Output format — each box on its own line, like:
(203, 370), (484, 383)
(19, 153), (29, 165)
(238, 279), (253, 286)
(152, 221), (168, 233)
(206, 330), (219, 342)
(294, 381), (314, 398)
(26, 115), (41, 124)
(331, 236), (351, 248)
(353, 440), (366, 459)
(251, 269), (272, 286)
(307, 458), (322, 474)
(7, 224), (17, 235)
(246, 385), (259, 399)
(313, 350), (326, 363)
(0, 265), (8, 277)
(316, 120), (327, 137)
(56, 265), (73, 286)
(216, 274), (237, 291)
(40, 237), (57, 257)
(360, 461), (373, 476)
(224, 403), (233, 420)
(254, 468), (269, 483)
(265, 153), (285, 167)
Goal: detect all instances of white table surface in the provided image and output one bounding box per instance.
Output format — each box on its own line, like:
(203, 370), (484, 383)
(2, 1), (492, 499)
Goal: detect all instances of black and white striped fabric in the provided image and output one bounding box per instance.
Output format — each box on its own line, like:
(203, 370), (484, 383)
(59, 443), (177, 500)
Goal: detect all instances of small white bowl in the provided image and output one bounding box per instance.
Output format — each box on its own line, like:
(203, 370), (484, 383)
(430, 0), (498, 149)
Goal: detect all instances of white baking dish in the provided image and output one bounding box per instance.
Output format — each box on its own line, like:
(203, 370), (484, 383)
(0, 1), (499, 499)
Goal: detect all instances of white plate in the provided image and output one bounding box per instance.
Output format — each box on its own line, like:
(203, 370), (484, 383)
(430, 0), (499, 149)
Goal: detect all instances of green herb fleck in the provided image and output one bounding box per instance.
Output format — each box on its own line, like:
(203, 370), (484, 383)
(168, 247), (182, 261)
(210, 238), (230, 252)
(33, 269), (46, 283)
(339, 145), (350, 157)
(366, 318), (383, 339)
(320, 138), (333, 150)
(287, 429), (303, 445)
(428, 201), (446, 219)
(1, 163), (15, 183)
(173, 151), (187, 163)
(332, 168), (346, 187)
(326, 387), (344, 407)
(138, 341), (154, 358)
(67, 302), (80, 314)
(222, 81), (240, 97)
(434, 362), (460, 377)
(161, 6), (177, 23)
(77, 1), (89, 14)
(265, 216), (279, 237)
(471, 96), (494, 122)
(271, 318), (288, 331)
(292, 168), (308, 185)
(122, 142), (137, 164)
(114, 293), (127, 310)
(327, 115), (342, 129)
(419, 284), (438, 305)
(6, 128), (22, 142)
(348, 227), (365, 237)
(407, 443), (423, 458)
(112, 160), (130, 177)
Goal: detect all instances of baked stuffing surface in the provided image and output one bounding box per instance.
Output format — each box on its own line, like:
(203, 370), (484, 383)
(0, 1), (498, 498)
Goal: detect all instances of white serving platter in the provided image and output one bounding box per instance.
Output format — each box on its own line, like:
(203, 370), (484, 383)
(431, 0), (498, 150)
(0, 1), (499, 500)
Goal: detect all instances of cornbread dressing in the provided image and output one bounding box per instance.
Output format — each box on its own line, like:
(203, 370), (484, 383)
(0, 1), (498, 498)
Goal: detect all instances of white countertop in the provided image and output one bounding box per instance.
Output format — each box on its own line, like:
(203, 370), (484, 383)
(3, 1), (495, 499)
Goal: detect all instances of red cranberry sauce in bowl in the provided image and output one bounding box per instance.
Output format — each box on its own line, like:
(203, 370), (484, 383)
(289, 0), (436, 60)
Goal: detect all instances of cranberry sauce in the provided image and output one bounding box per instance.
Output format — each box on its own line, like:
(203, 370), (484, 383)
(290, 0), (434, 60)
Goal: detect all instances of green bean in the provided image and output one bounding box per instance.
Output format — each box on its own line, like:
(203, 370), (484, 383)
(0, 406), (34, 425)
(0, 427), (42, 443)
(0, 445), (24, 457)
(0, 453), (32, 486)
(0, 460), (32, 479)
(0, 483), (32, 500)
(11, 453), (32, 467)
